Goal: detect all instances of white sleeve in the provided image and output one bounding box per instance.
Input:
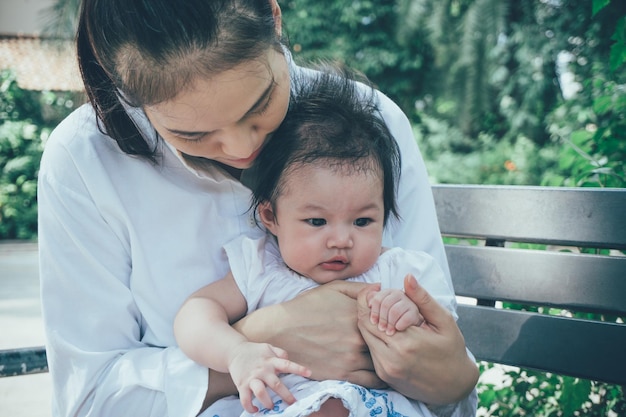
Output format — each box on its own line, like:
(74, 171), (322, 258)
(38, 141), (207, 417)
(223, 235), (269, 314)
(376, 92), (452, 288)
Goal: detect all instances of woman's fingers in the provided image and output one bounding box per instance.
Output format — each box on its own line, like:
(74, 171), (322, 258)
(324, 279), (372, 300)
(346, 369), (389, 389)
(402, 274), (453, 330)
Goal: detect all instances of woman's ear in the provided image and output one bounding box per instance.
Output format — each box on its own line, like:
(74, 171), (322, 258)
(258, 201), (279, 235)
(269, 0), (282, 37)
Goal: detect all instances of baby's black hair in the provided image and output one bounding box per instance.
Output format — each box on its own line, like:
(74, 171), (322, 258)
(247, 65), (401, 225)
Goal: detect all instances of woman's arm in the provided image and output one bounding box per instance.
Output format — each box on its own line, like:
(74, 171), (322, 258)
(233, 280), (385, 388)
(38, 110), (210, 417)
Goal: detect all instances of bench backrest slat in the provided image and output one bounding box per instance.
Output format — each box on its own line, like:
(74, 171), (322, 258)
(433, 185), (626, 385)
(447, 245), (626, 315)
(433, 185), (626, 249)
(457, 306), (626, 385)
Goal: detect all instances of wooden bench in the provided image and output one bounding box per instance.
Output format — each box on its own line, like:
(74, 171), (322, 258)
(2, 185), (625, 389)
(0, 346), (47, 377)
(433, 184), (626, 386)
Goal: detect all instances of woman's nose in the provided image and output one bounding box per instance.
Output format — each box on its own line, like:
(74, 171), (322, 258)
(221, 126), (260, 158)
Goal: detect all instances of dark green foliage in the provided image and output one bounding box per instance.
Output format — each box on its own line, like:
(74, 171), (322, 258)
(281, 0), (433, 117)
(403, 0), (626, 188)
(478, 363), (625, 417)
(0, 70), (80, 239)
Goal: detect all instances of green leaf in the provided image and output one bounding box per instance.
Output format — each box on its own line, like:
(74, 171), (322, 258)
(478, 388), (497, 406)
(609, 42), (626, 72)
(570, 130), (593, 147)
(592, 0), (611, 16)
(593, 95), (614, 115)
(559, 377), (591, 416)
(612, 17), (626, 43)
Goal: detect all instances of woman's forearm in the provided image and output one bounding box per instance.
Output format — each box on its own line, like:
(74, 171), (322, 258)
(383, 339), (478, 405)
(234, 281), (384, 387)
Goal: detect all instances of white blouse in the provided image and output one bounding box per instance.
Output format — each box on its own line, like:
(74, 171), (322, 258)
(37, 64), (457, 417)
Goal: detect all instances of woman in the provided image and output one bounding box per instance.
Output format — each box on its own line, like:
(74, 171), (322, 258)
(37, 1), (478, 416)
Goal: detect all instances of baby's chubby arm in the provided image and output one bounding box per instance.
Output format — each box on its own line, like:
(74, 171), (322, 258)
(366, 283), (424, 336)
(174, 273), (311, 413)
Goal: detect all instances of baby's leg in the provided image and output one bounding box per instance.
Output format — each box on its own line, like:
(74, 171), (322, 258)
(308, 398), (349, 417)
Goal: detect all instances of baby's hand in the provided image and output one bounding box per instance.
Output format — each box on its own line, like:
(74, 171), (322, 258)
(228, 342), (312, 413)
(366, 287), (424, 336)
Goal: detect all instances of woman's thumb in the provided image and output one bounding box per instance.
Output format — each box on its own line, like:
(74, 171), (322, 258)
(403, 274), (447, 327)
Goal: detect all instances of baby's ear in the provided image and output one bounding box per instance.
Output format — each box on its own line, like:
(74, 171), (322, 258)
(258, 201), (278, 234)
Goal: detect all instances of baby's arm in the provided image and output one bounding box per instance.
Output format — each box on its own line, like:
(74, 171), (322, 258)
(174, 272), (311, 413)
(366, 284), (424, 336)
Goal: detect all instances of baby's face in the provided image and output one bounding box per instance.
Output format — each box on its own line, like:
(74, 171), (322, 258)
(261, 163), (385, 283)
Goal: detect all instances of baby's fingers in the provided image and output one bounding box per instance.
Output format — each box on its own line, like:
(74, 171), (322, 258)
(239, 385), (259, 414)
(366, 285), (383, 325)
(273, 357), (313, 379)
(266, 358), (311, 406)
(269, 345), (289, 360)
(251, 378), (277, 411)
(393, 309), (424, 333)
(265, 375), (298, 407)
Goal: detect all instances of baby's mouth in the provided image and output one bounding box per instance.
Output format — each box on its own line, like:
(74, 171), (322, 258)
(320, 257), (349, 271)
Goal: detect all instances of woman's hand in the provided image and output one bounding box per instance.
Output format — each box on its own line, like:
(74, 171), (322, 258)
(357, 274), (479, 405)
(234, 280), (385, 388)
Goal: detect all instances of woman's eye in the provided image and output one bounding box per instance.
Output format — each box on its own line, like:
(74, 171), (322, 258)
(177, 134), (206, 143)
(306, 218), (326, 227)
(354, 218), (372, 227)
(251, 95), (273, 116)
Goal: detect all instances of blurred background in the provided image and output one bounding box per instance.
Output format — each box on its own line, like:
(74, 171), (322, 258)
(1, 1), (624, 416)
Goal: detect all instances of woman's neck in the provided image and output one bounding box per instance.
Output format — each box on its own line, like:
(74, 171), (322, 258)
(180, 153), (243, 181)
(218, 163), (243, 181)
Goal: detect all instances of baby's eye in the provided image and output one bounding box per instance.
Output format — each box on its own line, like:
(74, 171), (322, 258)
(306, 218), (327, 227)
(354, 218), (372, 227)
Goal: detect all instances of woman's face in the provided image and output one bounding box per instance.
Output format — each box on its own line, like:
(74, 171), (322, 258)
(144, 48), (290, 170)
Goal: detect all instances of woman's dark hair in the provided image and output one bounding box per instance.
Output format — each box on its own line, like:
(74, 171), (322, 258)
(76, 0), (283, 160)
(248, 66), (401, 225)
